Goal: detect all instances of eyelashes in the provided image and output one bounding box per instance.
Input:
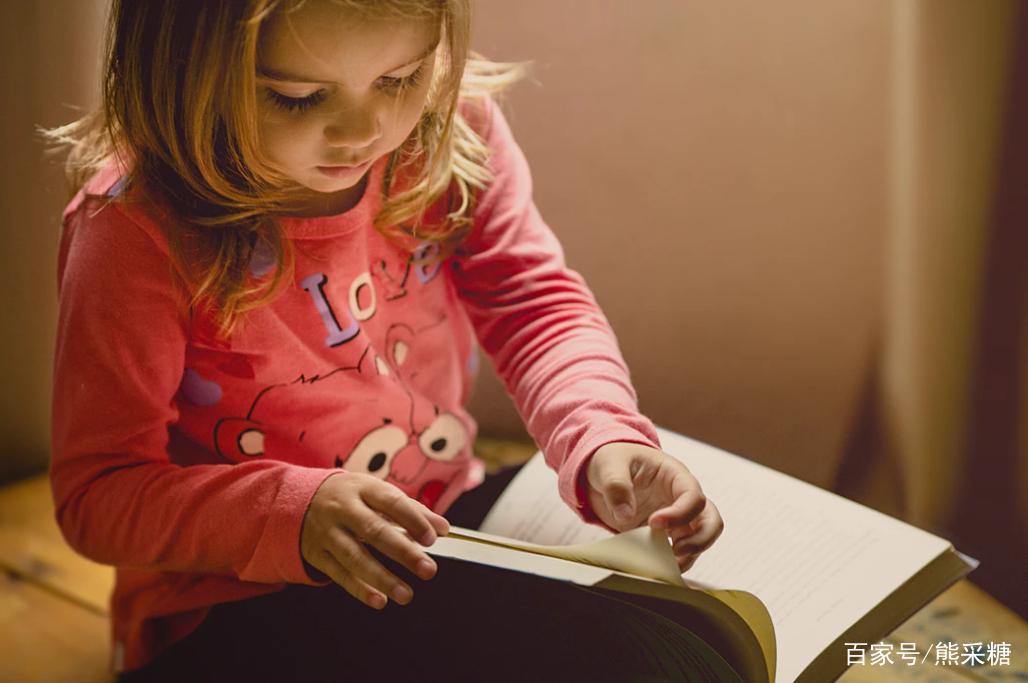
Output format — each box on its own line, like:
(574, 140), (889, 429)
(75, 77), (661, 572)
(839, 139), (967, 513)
(378, 62), (427, 95)
(265, 64), (428, 114)
(265, 89), (327, 114)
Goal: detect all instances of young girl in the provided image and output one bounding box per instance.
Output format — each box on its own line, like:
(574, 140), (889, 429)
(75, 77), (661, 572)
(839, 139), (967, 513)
(48, 0), (724, 679)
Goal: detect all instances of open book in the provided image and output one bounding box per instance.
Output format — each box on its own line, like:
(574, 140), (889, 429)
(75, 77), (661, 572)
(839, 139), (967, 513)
(426, 427), (977, 683)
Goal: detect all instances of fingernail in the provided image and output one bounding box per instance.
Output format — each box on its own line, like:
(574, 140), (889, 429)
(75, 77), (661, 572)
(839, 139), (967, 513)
(614, 504), (633, 521)
(392, 585), (412, 604)
(369, 593), (387, 610)
(419, 531), (436, 546)
(416, 558), (436, 579)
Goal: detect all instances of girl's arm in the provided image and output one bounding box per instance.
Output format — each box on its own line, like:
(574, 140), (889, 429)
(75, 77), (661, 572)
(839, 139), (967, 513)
(51, 197), (335, 585)
(455, 102), (724, 566)
(452, 100), (662, 522)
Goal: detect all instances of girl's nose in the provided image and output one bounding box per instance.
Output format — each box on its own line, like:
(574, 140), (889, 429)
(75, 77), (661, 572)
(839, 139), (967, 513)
(323, 102), (382, 149)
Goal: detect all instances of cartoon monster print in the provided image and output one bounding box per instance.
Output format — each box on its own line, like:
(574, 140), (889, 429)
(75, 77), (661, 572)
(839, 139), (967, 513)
(211, 326), (469, 509)
(205, 236), (464, 508)
(343, 402), (467, 509)
(211, 346), (383, 467)
(335, 317), (470, 507)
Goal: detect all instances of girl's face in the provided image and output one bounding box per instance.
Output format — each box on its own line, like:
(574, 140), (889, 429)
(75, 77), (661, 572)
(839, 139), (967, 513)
(257, 2), (439, 215)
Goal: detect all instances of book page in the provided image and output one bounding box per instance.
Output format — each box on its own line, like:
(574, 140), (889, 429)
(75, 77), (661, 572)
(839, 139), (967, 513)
(427, 533), (614, 586)
(447, 525), (686, 585)
(480, 427), (954, 683)
(425, 533), (753, 683)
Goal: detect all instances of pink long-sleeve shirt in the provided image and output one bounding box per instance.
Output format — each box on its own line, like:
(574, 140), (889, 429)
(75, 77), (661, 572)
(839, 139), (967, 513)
(50, 98), (659, 672)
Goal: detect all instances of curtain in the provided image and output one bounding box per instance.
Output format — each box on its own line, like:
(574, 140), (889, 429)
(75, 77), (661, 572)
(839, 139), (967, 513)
(0, 0), (106, 482)
(882, 0), (1026, 616)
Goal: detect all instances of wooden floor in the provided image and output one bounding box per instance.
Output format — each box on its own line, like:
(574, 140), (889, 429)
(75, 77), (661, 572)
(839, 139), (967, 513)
(2, 439), (1025, 682)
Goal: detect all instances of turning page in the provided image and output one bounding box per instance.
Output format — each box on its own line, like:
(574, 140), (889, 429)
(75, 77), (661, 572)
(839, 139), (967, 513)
(479, 427), (964, 683)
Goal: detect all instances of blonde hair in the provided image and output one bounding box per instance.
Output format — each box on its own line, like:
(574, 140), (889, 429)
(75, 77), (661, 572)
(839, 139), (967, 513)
(44, 0), (524, 336)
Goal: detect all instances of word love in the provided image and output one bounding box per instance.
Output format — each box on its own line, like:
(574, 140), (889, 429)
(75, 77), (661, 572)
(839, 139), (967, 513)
(301, 243), (441, 348)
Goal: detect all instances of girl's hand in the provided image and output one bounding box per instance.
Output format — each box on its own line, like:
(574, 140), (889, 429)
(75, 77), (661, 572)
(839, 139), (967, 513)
(300, 472), (450, 609)
(585, 442), (724, 572)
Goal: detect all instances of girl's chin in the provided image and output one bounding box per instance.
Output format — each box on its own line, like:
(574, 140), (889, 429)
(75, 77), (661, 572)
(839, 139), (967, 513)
(282, 172), (372, 217)
(304, 175), (363, 194)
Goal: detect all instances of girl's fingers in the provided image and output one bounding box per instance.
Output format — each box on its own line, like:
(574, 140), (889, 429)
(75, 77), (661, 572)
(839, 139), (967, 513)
(343, 502), (438, 581)
(675, 552), (698, 573)
(668, 515), (704, 544)
(673, 534), (714, 556)
(671, 502), (724, 555)
(420, 501), (451, 537)
(311, 548), (389, 610)
(649, 487), (707, 529)
(325, 527), (416, 606)
(362, 482), (449, 546)
(589, 450), (639, 526)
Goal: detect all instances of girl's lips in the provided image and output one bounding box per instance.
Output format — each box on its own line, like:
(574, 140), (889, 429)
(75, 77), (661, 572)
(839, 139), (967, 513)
(316, 158), (373, 178)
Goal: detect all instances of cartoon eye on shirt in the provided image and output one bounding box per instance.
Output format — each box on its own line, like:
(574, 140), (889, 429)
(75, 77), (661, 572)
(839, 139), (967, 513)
(340, 409), (467, 479)
(411, 411), (469, 509)
(418, 412), (466, 462)
(334, 421), (407, 478)
(214, 419), (269, 462)
(238, 429), (265, 457)
(373, 407), (470, 510)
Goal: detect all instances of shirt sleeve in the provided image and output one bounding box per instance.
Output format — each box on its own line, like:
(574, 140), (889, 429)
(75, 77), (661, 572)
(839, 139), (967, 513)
(452, 99), (661, 521)
(50, 194), (335, 585)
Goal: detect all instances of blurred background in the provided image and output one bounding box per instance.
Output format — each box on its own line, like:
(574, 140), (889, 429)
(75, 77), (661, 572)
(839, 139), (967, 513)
(2, 0), (1025, 619)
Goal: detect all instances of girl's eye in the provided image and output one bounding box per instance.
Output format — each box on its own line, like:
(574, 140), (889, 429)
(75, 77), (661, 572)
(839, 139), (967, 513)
(377, 64), (426, 96)
(262, 62), (426, 113)
(265, 89), (326, 114)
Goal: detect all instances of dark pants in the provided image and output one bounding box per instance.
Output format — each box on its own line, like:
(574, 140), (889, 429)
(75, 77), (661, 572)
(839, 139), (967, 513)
(118, 467), (741, 682)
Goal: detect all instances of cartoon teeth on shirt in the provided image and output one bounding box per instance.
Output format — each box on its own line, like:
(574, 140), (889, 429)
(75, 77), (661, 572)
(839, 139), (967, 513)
(208, 319), (469, 510)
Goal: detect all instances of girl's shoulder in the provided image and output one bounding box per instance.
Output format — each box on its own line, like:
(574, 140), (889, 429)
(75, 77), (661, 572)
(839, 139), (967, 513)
(457, 95), (494, 136)
(457, 94), (509, 152)
(62, 157), (176, 258)
(64, 156), (129, 218)
(455, 95), (529, 202)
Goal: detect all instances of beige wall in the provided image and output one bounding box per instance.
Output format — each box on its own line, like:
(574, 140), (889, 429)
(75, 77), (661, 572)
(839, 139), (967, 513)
(0, 1), (106, 481)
